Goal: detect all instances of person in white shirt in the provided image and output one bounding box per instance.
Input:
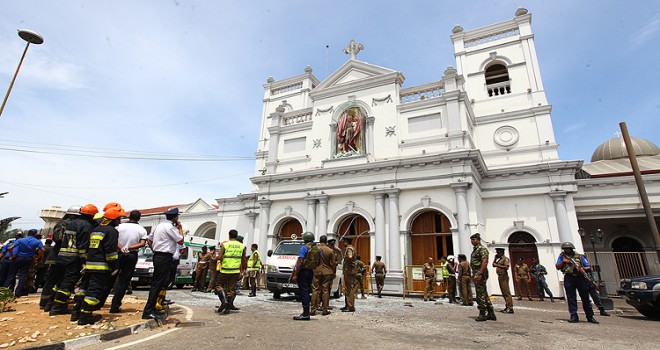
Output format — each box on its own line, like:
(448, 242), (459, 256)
(142, 208), (183, 320)
(109, 210), (147, 313)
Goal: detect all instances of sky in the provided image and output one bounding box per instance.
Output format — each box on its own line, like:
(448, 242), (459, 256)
(1, 1), (659, 230)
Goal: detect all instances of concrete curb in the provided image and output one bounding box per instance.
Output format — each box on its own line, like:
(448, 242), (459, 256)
(23, 319), (158, 350)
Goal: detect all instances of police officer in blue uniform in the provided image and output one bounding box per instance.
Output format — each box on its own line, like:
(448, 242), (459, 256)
(3, 229), (44, 297)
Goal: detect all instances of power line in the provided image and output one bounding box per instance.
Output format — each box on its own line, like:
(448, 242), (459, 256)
(0, 139), (254, 161)
(0, 171), (252, 190)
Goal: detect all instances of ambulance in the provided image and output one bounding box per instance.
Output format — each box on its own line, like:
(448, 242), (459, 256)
(265, 234), (343, 299)
(132, 234), (218, 289)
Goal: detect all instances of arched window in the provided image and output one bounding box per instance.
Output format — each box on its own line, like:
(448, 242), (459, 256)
(485, 63), (511, 97)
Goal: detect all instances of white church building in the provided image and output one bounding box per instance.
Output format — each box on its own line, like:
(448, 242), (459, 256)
(40, 7), (659, 298)
(169, 7), (586, 297)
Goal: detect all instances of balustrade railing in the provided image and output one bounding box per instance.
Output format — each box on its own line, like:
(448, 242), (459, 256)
(464, 28), (520, 48)
(487, 81), (511, 97)
(271, 82), (303, 95)
(282, 111), (313, 126)
(400, 82), (444, 104)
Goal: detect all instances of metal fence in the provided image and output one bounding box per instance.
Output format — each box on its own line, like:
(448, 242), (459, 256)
(583, 252), (660, 296)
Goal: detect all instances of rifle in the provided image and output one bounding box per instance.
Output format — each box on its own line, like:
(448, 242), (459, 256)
(560, 253), (599, 291)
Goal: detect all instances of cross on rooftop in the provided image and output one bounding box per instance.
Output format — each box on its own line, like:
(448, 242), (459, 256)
(343, 39), (364, 60)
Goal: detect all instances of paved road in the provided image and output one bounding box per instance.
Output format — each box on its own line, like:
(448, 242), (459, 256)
(82, 287), (659, 350)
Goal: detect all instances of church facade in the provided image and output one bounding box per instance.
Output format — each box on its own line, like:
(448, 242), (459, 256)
(207, 7), (584, 296)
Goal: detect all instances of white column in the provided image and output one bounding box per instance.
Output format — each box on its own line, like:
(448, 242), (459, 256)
(366, 116), (375, 157)
(372, 191), (386, 258)
(266, 106), (284, 173)
(306, 198), (317, 235)
(387, 189), (402, 273)
(549, 191), (572, 244)
(258, 200), (272, 252)
(451, 183), (471, 255)
(245, 212), (257, 247)
(317, 195), (329, 236)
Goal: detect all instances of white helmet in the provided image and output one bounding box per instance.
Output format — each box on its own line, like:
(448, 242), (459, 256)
(66, 205), (81, 216)
(447, 255), (455, 261)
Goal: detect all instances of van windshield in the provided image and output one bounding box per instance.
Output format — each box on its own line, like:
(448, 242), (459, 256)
(273, 241), (304, 256)
(138, 247), (153, 261)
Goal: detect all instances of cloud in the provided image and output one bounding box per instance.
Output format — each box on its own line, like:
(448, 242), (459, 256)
(563, 122), (586, 133)
(631, 12), (660, 48)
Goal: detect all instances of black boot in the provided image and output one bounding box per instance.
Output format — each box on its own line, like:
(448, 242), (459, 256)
(223, 296), (234, 314)
(599, 307), (610, 316)
(230, 296), (240, 311)
(475, 309), (488, 322)
(550, 295), (554, 302)
(216, 291), (227, 313)
(49, 291), (71, 316)
(487, 306), (497, 321)
(78, 308), (102, 325)
(42, 290), (55, 312)
(249, 285), (257, 297)
(70, 294), (85, 322)
(293, 306), (311, 320)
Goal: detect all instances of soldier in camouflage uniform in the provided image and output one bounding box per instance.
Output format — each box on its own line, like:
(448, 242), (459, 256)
(530, 257), (554, 302)
(586, 269), (610, 316)
(470, 233), (496, 321)
(354, 255), (367, 299)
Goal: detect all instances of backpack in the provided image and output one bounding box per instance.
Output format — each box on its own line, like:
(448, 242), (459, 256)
(302, 243), (321, 270)
(356, 261), (366, 275)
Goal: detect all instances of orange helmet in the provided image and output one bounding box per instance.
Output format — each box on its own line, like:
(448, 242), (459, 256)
(104, 207), (126, 220)
(80, 204), (99, 216)
(103, 202), (122, 211)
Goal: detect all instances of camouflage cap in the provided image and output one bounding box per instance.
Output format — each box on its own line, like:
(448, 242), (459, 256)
(236, 235), (244, 243)
(470, 233), (481, 240)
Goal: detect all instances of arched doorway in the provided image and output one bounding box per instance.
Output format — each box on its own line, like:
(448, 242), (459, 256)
(196, 221), (217, 240)
(612, 237), (646, 278)
(336, 214), (371, 265)
(508, 231), (539, 298)
(409, 211), (452, 292)
(278, 218), (303, 241)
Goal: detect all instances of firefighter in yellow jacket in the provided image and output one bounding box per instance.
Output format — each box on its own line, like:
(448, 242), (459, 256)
(78, 205), (125, 325)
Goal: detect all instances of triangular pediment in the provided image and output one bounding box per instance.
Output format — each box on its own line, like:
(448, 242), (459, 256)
(315, 60), (399, 90)
(183, 198), (213, 213)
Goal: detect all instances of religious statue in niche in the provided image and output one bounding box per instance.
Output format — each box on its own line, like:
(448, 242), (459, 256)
(335, 107), (365, 158)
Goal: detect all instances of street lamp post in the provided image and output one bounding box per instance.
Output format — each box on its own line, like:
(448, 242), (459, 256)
(0, 29), (44, 118)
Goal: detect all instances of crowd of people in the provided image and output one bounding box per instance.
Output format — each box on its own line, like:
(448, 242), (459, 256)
(1, 210), (609, 327)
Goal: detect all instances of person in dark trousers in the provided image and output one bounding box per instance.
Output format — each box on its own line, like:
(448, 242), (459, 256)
(78, 205), (124, 325)
(556, 242), (598, 324)
(3, 229), (44, 297)
(110, 210), (147, 313)
(50, 204), (99, 316)
(35, 238), (54, 289)
(39, 206), (79, 310)
(290, 232), (317, 320)
(142, 208), (184, 320)
(0, 233), (22, 291)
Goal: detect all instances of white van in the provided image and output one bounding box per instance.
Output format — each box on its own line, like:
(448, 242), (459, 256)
(131, 235), (218, 289)
(265, 236), (343, 299)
